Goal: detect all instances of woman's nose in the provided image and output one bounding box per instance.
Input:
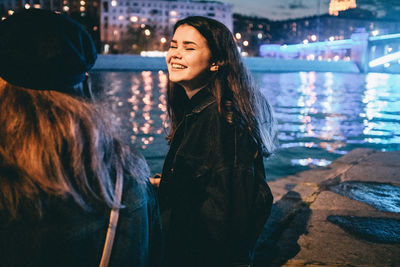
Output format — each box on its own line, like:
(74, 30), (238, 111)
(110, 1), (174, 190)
(170, 48), (182, 59)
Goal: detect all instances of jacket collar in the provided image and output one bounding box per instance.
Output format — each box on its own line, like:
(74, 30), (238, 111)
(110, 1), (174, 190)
(185, 87), (216, 114)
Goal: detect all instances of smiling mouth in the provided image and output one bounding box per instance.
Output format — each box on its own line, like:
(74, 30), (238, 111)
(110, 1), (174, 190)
(171, 63), (187, 69)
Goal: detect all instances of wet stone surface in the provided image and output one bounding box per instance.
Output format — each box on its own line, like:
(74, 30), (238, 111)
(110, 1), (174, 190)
(329, 181), (400, 213)
(327, 215), (400, 244)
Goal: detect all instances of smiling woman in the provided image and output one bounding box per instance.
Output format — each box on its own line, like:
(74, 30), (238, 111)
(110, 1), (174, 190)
(166, 25), (217, 98)
(157, 16), (277, 267)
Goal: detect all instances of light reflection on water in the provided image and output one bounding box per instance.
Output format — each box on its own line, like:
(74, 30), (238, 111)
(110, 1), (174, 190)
(91, 71), (400, 180)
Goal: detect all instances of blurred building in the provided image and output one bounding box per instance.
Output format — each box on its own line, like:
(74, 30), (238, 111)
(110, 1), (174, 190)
(273, 8), (399, 45)
(0, 0), (62, 12)
(100, 0), (233, 53)
(233, 14), (275, 56)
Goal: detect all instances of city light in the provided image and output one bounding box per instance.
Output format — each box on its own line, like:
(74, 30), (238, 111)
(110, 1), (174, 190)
(144, 29), (151, 36)
(311, 35), (317, 42)
(130, 16), (138, 22)
(160, 37), (167, 44)
(24, 3), (31, 9)
(235, 33), (241, 40)
(8, 10), (14, 15)
(243, 40), (249, 47)
(257, 33), (262, 39)
(80, 1), (85, 5)
(80, 6), (85, 12)
(372, 30), (379, 36)
(118, 15), (124, 21)
(111, 0), (117, 7)
(63, 6), (69, 12)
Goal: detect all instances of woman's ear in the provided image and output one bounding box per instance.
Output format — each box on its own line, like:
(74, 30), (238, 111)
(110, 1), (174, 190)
(210, 62), (219, 72)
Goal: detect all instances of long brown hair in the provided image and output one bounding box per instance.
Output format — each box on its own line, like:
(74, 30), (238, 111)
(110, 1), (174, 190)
(167, 16), (277, 155)
(0, 78), (149, 219)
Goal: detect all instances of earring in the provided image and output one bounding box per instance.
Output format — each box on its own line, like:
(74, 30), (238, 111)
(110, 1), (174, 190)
(210, 63), (219, 71)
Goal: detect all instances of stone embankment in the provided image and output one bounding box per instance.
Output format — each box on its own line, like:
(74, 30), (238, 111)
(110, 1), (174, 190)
(254, 148), (400, 267)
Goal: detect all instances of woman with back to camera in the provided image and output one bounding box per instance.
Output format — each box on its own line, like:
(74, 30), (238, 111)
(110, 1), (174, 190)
(0, 9), (161, 267)
(155, 16), (276, 267)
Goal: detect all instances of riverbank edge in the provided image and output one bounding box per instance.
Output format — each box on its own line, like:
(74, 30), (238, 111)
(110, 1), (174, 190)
(254, 148), (400, 266)
(92, 54), (362, 73)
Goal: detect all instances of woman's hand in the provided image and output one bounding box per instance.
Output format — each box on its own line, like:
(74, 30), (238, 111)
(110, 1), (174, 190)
(149, 174), (161, 188)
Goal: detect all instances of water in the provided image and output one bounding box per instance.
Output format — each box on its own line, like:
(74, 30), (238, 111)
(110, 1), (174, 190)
(90, 71), (400, 180)
(330, 181), (400, 213)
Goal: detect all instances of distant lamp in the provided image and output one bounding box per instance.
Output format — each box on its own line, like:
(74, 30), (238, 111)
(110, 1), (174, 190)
(243, 40), (249, 47)
(104, 44), (110, 54)
(160, 37), (167, 44)
(130, 16), (138, 22)
(80, 1), (85, 5)
(329, 36), (335, 42)
(372, 30), (379, 36)
(24, 3), (31, 9)
(311, 35), (317, 42)
(257, 33), (262, 39)
(111, 0), (117, 7)
(80, 6), (85, 12)
(303, 39), (309, 45)
(235, 33), (241, 40)
(144, 29), (151, 36)
(8, 10), (14, 15)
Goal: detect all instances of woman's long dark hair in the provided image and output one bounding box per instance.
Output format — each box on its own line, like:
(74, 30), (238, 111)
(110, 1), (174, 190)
(0, 78), (149, 220)
(167, 16), (277, 155)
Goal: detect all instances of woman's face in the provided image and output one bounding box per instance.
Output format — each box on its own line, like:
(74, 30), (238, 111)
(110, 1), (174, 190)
(166, 25), (213, 91)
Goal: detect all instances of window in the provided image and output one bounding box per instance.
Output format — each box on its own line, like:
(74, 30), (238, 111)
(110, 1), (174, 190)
(103, 1), (109, 12)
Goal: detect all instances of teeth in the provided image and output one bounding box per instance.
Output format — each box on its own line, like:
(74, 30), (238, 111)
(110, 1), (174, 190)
(171, 63), (186, 69)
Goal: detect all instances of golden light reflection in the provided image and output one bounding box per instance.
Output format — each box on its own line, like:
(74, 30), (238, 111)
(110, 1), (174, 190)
(127, 76), (141, 144)
(139, 71), (155, 149)
(158, 70), (169, 132)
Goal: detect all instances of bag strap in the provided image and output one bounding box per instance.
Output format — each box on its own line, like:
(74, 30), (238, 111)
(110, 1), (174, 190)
(99, 169), (124, 267)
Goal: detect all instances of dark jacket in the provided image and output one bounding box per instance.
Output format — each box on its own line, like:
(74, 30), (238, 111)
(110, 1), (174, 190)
(158, 88), (273, 267)
(0, 176), (162, 267)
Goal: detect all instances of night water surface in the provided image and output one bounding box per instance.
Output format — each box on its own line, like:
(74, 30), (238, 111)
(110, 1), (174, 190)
(91, 71), (400, 180)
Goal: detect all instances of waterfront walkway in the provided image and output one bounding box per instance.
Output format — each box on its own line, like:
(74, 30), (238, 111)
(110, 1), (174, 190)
(254, 148), (400, 266)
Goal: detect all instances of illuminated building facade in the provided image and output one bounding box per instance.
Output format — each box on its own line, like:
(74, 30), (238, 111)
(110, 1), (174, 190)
(100, 0), (233, 53)
(329, 0), (356, 16)
(233, 14), (275, 56)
